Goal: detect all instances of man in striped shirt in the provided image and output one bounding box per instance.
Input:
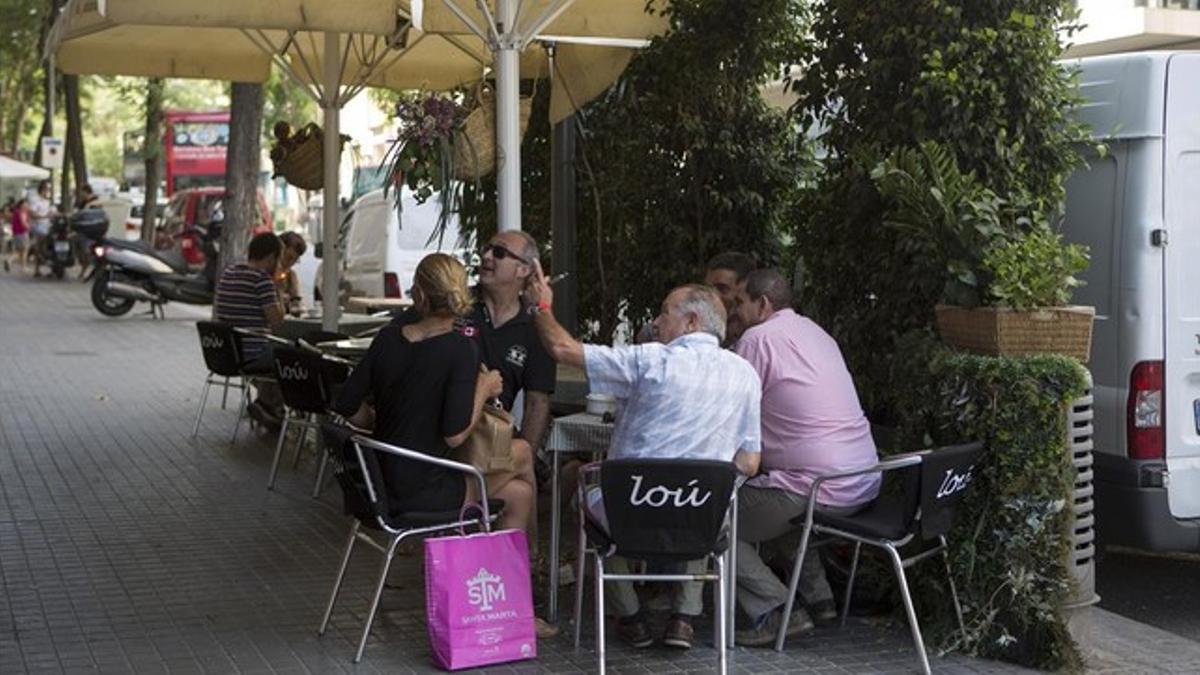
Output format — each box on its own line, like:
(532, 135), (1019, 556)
(214, 233), (285, 423)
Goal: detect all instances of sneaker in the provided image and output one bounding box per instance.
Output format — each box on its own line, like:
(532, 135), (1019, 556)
(735, 606), (814, 647)
(616, 617), (653, 649)
(809, 599), (838, 624)
(662, 616), (695, 650)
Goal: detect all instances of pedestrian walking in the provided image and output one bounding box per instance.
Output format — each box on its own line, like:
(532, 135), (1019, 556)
(5, 198), (29, 274)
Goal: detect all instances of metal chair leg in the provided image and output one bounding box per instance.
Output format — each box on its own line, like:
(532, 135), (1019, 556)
(595, 554), (606, 675)
(354, 535), (403, 664)
(312, 450), (330, 499)
(291, 415), (309, 468)
(220, 376), (231, 409)
(573, 502), (588, 649)
(715, 554), (728, 675)
(318, 522), (359, 636)
(231, 387), (249, 445)
(774, 521), (815, 651)
(940, 536), (967, 636)
(885, 544), (931, 675)
(840, 542), (862, 630)
(191, 378), (212, 439)
(728, 489), (738, 648)
(266, 413), (292, 490)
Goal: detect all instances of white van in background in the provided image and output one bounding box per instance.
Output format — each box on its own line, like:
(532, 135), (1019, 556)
(315, 187), (472, 303)
(1062, 51), (1200, 551)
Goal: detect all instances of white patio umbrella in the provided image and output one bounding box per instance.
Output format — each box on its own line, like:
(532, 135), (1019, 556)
(49, 0), (665, 329)
(0, 155), (51, 182)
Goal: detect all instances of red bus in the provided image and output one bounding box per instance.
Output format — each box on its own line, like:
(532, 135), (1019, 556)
(164, 111), (229, 195)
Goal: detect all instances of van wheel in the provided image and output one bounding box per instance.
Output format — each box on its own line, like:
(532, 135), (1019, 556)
(91, 273), (136, 317)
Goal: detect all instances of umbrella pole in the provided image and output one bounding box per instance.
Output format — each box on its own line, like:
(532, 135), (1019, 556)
(495, 0), (521, 232)
(321, 30), (342, 332)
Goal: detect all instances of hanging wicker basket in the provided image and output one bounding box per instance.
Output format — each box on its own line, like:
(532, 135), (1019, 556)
(271, 123), (346, 191)
(452, 90), (533, 180)
(934, 304), (1096, 361)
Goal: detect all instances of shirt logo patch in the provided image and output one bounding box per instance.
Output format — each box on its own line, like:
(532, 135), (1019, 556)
(506, 344), (528, 368)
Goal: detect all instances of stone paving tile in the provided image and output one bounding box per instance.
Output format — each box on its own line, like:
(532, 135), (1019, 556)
(0, 273), (1028, 674)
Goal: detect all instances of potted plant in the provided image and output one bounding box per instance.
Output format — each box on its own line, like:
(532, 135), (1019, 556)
(872, 141), (1093, 360)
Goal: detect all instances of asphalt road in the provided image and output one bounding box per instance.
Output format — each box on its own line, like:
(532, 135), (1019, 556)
(1097, 547), (1200, 642)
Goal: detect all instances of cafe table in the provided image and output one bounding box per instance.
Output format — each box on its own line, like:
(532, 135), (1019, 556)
(345, 296), (413, 313)
(275, 313), (391, 341)
(544, 412), (741, 646)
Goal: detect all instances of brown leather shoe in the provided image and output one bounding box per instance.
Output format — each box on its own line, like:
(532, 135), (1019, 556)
(662, 616), (694, 650)
(616, 617), (653, 648)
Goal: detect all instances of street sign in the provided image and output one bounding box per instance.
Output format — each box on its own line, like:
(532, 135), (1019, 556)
(40, 137), (64, 170)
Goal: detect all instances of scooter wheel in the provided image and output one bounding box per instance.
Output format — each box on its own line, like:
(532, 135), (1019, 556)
(91, 273), (136, 317)
(52, 265), (65, 280)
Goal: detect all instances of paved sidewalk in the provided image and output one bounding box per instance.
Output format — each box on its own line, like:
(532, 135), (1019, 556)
(0, 272), (1150, 673)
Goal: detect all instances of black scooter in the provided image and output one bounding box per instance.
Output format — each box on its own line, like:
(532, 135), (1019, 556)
(73, 209), (221, 319)
(33, 214), (75, 279)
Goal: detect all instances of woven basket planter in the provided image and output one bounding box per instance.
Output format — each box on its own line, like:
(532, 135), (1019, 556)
(935, 304), (1096, 361)
(272, 124), (347, 191)
(452, 93), (533, 180)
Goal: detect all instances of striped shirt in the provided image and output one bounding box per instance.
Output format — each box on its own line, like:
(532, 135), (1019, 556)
(214, 263), (278, 359)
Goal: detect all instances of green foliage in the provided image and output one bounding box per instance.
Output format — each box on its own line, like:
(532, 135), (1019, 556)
(890, 351), (1087, 670)
(984, 228), (1088, 310)
(457, 0), (810, 341)
(792, 0), (1090, 425)
(0, 0), (50, 154)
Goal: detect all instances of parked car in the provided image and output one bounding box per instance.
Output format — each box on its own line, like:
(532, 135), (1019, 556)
(162, 187), (273, 266)
(1061, 51), (1200, 551)
(124, 199), (167, 241)
(314, 188), (471, 304)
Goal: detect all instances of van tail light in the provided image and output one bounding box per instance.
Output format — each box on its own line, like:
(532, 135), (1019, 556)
(383, 272), (402, 298)
(1127, 360), (1164, 460)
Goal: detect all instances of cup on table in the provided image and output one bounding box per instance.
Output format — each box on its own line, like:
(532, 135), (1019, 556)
(586, 393), (617, 417)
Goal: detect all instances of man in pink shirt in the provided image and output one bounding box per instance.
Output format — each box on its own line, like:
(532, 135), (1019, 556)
(731, 268), (880, 646)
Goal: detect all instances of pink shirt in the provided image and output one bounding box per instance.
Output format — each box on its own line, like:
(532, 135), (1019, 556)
(10, 208), (27, 236)
(735, 309), (880, 507)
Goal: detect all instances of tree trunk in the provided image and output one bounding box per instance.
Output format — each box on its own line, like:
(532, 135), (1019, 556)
(141, 78), (164, 243)
(34, 63), (52, 167)
(63, 73), (87, 199)
(219, 82), (265, 274)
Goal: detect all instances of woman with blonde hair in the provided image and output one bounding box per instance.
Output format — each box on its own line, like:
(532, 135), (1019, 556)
(333, 253), (534, 531)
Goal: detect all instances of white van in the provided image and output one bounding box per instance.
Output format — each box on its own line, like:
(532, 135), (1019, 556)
(315, 187), (472, 302)
(1062, 52), (1200, 551)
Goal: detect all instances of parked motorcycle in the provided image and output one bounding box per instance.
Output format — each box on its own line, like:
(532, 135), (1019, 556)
(33, 214), (75, 279)
(72, 209), (221, 318)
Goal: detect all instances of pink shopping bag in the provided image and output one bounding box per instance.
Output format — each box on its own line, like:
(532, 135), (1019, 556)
(425, 527), (537, 670)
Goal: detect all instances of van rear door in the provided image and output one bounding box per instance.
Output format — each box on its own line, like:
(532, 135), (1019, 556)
(1163, 53), (1200, 519)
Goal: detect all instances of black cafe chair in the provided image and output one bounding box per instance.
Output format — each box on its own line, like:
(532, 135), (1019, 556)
(268, 345), (349, 496)
(774, 441), (986, 675)
(316, 423), (505, 664)
(192, 321), (250, 442)
(572, 458), (739, 675)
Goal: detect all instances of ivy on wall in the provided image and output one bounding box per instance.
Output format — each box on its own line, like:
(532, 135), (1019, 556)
(892, 349), (1089, 670)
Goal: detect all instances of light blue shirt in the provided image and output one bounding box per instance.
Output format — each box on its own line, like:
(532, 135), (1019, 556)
(584, 332), (762, 462)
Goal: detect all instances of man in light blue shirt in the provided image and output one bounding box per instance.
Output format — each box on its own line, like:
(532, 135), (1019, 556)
(526, 267), (761, 650)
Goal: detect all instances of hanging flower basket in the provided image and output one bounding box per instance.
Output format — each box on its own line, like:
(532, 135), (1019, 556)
(934, 304), (1095, 361)
(270, 122), (348, 191)
(452, 88), (534, 180)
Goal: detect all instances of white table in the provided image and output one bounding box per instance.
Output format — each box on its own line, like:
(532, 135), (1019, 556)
(544, 413), (739, 646)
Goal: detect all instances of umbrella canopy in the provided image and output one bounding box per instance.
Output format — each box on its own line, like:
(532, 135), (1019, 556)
(0, 155), (51, 182)
(49, 0), (665, 328)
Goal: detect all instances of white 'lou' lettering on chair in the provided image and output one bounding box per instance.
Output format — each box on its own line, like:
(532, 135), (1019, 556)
(935, 465), (975, 499)
(276, 364), (310, 381)
(201, 335), (224, 349)
(629, 475), (713, 508)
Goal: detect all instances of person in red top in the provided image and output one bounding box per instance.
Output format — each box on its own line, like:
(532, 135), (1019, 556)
(5, 198), (29, 274)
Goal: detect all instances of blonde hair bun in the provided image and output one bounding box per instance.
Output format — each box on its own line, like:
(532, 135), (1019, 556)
(414, 253), (472, 316)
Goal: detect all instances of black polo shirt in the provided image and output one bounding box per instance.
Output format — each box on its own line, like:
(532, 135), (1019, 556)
(390, 297), (555, 411)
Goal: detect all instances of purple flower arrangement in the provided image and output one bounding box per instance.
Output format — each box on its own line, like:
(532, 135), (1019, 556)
(385, 93), (468, 204)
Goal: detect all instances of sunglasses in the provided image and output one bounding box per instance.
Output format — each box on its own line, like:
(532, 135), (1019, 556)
(484, 243), (530, 265)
